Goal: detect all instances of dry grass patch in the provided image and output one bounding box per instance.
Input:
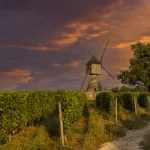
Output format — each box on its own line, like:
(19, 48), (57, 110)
(0, 126), (54, 150)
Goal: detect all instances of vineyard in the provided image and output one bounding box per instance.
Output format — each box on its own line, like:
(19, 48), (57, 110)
(96, 91), (150, 114)
(0, 90), (150, 149)
(0, 90), (87, 144)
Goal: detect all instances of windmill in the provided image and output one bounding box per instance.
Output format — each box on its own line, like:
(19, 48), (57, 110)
(80, 41), (114, 92)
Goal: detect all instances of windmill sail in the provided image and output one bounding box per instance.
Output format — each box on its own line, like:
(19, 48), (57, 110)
(101, 65), (114, 79)
(100, 40), (109, 63)
(79, 40), (114, 92)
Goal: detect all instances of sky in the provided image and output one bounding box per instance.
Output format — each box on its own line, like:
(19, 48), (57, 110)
(0, 0), (150, 91)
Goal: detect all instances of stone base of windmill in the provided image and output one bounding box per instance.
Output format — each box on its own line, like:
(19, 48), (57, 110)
(85, 75), (102, 100)
(85, 91), (101, 100)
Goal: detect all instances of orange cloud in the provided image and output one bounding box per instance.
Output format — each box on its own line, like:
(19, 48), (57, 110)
(85, 31), (108, 40)
(6, 44), (51, 51)
(1, 68), (33, 83)
(52, 63), (61, 67)
(52, 36), (79, 46)
(34, 71), (47, 74)
(112, 36), (150, 49)
(64, 60), (80, 68)
(0, 84), (18, 90)
(50, 21), (110, 48)
(52, 60), (82, 68)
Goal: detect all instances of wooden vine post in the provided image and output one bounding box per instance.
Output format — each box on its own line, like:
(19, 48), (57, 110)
(148, 96), (150, 111)
(134, 96), (137, 115)
(115, 97), (118, 124)
(58, 100), (64, 147)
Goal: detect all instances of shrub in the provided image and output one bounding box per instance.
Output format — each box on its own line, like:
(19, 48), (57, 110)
(117, 92), (139, 112)
(0, 90), (57, 144)
(96, 91), (115, 115)
(56, 90), (87, 132)
(137, 92), (150, 110)
(26, 90), (57, 124)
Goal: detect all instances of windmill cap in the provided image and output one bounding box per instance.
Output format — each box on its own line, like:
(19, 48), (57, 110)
(86, 56), (100, 65)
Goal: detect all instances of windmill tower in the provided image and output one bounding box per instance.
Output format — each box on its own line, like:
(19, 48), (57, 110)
(80, 41), (114, 100)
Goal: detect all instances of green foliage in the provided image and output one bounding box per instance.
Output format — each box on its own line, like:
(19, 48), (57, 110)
(111, 86), (147, 93)
(0, 91), (30, 144)
(0, 90), (57, 144)
(0, 90), (87, 145)
(26, 91), (57, 124)
(96, 91), (115, 115)
(87, 108), (105, 136)
(137, 92), (150, 110)
(117, 42), (150, 91)
(56, 90), (87, 132)
(117, 92), (139, 112)
(119, 86), (137, 92)
(111, 87), (120, 93)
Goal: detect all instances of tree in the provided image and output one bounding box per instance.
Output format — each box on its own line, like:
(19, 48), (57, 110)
(117, 42), (150, 91)
(111, 87), (120, 93)
(110, 86), (147, 93)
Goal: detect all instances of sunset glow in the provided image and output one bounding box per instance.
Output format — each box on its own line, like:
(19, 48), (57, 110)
(0, 0), (150, 90)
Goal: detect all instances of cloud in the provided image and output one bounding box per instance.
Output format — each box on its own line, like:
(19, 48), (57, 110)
(64, 60), (80, 68)
(50, 21), (110, 48)
(52, 63), (61, 67)
(0, 0), (122, 51)
(0, 68), (33, 90)
(34, 71), (47, 74)
(113, 36), (150, 49)
(0, 83), (18, 90)
(52, 60), (81, 68)
(0, 0), (150, 91)
(85, 31), (108, 40)
(5, 43), (51, 51)
(0, 68), (33, 83)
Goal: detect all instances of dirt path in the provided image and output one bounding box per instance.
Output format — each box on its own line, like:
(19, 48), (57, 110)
(99, 122), (150, 150)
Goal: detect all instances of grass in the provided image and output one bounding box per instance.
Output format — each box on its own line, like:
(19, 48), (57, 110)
(81, 106), (150, 150)
(1, 105), (150, 150)
(64, 113), (88, 150)
(0, 114), (65, 150)
(82, 108), (107, 150)
(60, 106), (150, 150)
(0, 125), (54, 150)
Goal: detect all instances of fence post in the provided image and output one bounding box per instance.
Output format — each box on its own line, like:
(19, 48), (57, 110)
(58, 101), (64, 147)
(148, 96), (150, 111)
(134, 96), (137, 115)
(8, 134), (12, 142)
(115, 97), (118, 124)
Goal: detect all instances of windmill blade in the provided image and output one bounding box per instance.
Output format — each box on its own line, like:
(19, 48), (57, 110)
(85, 49), (94, 57)
(80, 74), (88, 90)
(101, 65), (114, 79)
(100, 40), (109, 63)
(78, 40), (94, 57)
